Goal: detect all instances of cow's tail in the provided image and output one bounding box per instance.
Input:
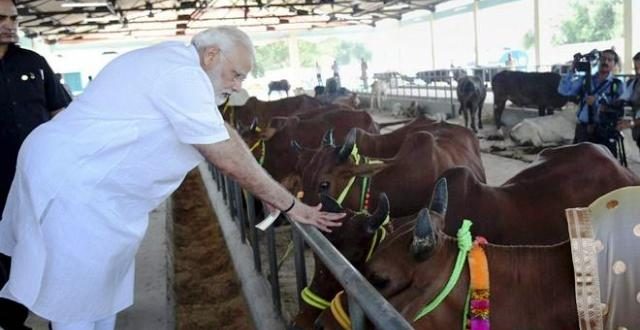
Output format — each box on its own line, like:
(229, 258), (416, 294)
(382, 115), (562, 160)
(377, 119), (413, 128)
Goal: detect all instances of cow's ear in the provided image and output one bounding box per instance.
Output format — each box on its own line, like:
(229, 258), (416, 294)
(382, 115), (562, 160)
(348, 162), (388, 177)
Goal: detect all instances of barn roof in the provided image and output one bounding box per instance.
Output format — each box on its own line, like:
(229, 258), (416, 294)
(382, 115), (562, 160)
(16, 0), (449, 43)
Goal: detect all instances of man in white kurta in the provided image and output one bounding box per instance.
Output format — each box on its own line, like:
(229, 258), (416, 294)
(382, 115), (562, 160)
(0, 26), (343, 328)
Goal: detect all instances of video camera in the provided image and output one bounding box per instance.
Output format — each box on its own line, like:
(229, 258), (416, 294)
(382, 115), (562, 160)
(573, 49), (600, 76)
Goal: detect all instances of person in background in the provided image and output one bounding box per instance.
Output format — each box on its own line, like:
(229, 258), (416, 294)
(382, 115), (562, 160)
(315, 61), (322, 86)
(558, 49), (625, 157)
(360, 58), (368, 90)
(616, 51), (640, 151)
(0, 0), (71, 328)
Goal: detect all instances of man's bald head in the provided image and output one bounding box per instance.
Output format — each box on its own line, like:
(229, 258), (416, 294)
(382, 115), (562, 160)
(0, 0), (18, 46)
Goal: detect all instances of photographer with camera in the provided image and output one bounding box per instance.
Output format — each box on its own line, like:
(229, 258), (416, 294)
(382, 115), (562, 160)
(617, 51), (640, 152)
(558, 49), (625, 159)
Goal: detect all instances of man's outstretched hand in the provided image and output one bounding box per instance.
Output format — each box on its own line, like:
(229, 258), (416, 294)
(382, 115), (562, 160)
(286, 202), (344, 232)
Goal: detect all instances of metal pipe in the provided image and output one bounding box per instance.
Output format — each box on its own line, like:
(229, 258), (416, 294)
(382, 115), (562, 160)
(287, 218), (413, 330)
(348, 294), (366, 330)
(292, 227), (307, 309)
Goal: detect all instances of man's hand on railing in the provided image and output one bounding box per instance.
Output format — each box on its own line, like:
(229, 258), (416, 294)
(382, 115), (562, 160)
(285, 202), (344, 233)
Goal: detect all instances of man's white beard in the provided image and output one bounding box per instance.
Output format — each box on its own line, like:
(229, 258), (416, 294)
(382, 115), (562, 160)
(206, 62), (227, 106)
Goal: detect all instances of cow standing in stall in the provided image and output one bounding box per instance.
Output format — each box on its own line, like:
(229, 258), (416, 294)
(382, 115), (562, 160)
(492, 71), (570, 129)
(221, 95), (327, 129)
(300, 123), (485, 217)
(456, 75), (487, 132)
(369, 80), (388, 110)
(267, 79), (291, 98)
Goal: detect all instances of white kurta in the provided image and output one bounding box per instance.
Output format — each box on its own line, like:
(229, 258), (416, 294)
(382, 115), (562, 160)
(0, 41), (229, 322)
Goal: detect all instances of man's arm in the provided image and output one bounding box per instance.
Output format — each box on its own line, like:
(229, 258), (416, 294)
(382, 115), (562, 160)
(557, 72), (583, 97)
(194, 123), (343, 232)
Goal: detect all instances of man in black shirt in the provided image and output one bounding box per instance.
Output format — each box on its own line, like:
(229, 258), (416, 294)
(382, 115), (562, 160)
(0, 0), (71, 328)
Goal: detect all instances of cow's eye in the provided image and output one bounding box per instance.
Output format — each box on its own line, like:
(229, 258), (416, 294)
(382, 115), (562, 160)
(319, 181), (330, 193)
(368, 273), (389, 290)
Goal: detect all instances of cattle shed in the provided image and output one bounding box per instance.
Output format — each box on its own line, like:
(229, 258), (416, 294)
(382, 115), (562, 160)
(10, 0), (640, 329)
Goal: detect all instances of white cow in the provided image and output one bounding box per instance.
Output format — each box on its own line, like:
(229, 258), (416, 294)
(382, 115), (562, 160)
(369, 80), (388, 110)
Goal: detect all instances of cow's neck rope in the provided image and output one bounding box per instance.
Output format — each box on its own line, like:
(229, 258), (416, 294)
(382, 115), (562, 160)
(336, 144), (389, 261)
(413, 220), (472, 320)
(249, 139), (265, 165)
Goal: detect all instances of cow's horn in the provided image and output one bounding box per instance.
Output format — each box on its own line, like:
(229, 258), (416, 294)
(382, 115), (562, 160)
(290, 140), (302, 153)
(322, 129), (335, 147)
(429, 178), (448, 216)
(367, 193), (390, 233)
(338, 128), (357, 162)
(249, 117), (258, 132)
(319, 194), (344, 213)
(411, 209), (437, 261)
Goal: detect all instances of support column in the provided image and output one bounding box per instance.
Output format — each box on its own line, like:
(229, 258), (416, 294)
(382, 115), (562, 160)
(623, 0), (639, 74)
(534, 0), (541, 71)
(430, 13), (436, 69)
(288, 32), (300, 83)
(473, 0), (480, 66)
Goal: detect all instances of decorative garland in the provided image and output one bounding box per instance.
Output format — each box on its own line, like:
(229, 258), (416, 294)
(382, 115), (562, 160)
(466, 237), (490, 330)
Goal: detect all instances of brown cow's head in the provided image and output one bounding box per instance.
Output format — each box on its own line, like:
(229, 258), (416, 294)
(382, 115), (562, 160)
(301, 128), (387, 206)
(237, 116), (295, 159)
(290, 192), (390, 329)
(364, 178), (448, 299)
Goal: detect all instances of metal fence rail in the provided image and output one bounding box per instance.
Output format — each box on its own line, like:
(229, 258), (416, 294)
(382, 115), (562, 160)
(208, 164), (413, 330)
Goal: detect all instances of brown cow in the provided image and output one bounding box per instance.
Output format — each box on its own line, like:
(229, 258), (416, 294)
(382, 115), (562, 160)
(290, 193), (393, 329)
(316, 208), (578, 329)
(239, 109), (380, 184)
(300, 122), (486, 216)
(315, 181), (579, 329)
(221, 95), (328, 128)
(438, 142), (640, 245)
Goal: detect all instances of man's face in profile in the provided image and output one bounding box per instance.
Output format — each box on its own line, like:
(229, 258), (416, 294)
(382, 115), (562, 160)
(0, 0), (18, 45)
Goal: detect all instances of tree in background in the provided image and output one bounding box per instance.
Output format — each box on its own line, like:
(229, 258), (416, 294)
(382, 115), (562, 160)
(522, 30), (535, 50)
(252, 41), (289, 78)
(552, 0), (623, 45)
(252, 38), (372, 77)
(335, 40), (372, 65)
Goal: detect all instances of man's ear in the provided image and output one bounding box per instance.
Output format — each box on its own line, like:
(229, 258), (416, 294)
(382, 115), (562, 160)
(202, 46), (221, 69)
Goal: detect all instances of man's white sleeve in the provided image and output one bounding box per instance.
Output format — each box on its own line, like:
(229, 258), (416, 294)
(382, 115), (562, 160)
(150, 67), (229, 144)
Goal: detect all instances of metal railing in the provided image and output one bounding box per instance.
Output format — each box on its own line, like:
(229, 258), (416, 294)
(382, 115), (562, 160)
(208, 164), (413, 330)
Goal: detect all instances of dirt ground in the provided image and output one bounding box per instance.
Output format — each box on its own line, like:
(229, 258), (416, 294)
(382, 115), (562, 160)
(173, 170), (254, 330)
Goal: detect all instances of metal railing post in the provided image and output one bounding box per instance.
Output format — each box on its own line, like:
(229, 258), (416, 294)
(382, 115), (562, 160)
(233, 182), (247, 243)
(266, 224), (282, 314)
(245, 194), (262, 273)
(292, 227), (308, 309)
